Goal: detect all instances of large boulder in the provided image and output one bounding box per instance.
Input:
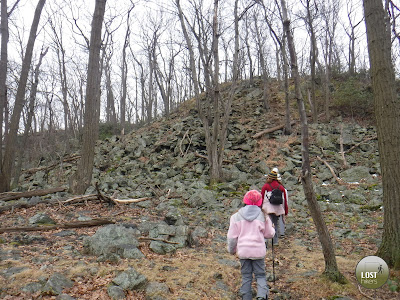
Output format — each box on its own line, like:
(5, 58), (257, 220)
(83, 225), (142, 259)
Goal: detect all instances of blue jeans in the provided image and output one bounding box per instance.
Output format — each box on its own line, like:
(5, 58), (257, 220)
(240, 259), (268, 300)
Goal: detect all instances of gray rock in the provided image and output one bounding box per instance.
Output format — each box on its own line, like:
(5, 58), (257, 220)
(107, 285), (126, 299)
(83, 225), (140, 259)
(29, 212), (56, 225)
(112, 267), (147, 291)
(339, 166), (372, 183)
(145, 282), (170, 299)
(42, 273), (73, 296)
(22, 282), (43, 293)
(149, 241), (177, 255)
(187, 189), (217, 207)
(1, 266), (29, 278)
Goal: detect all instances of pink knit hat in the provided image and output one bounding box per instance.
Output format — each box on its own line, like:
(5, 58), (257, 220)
(243, 190), (262, 206)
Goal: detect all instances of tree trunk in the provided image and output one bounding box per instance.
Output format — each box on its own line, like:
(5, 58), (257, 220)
(71, 0), (106, 194)
(363, 0), (400, 269)
(306, 0), (318, 123)
(280, 0), (346, 283)
(0, 0), (46, 192)
(0, 0), (9, 167)
(12, 47), (48, 187)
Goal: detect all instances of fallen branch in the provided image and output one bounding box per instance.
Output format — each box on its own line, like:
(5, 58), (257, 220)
(112, 197), (151, 204)
(252, 121), (296, 139)
(316, 156), (345, 184)
(0, 218), (115, 234)
(357, 285), (374, 300)
(0, 199), (59, 214)
(63, 194), (98, 204)
(0, 187), (67, 202)
(23, 155), (81, 175)
(345, 135), (377, 154)
(138, 237), (180, 244)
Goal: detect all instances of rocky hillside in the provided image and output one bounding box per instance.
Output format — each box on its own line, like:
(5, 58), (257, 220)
(1, 78), (398, 299)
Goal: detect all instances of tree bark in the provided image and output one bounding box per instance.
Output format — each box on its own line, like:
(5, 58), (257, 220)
(0, 0), (9, 166)
(363, 0), (400, 269)
(280, 0), (346, 282)
(71, 0), (106, 194)
(0, 0), (46, 192)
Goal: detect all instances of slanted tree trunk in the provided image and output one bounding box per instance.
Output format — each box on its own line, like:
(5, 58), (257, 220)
(363, 0), (400, 269)
(280, 0), (346, 283)
(0, 0), (46, 192)
(71, 0), (106, 194)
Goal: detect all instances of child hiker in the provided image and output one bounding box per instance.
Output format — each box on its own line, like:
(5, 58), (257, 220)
(261, 168), (288, 246)
(227, 190), (275, 300)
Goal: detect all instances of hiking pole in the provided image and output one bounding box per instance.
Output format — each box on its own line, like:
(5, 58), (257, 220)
(272, 238), (275, 284)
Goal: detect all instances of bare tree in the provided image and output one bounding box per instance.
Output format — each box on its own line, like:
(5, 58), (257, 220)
(103, 40), (117, 125)
(176, 0), (239, 183)
(0, 0), (20, 180)
(260, 2), (292, 134)
(120, 4), (134, 128)
(13, 47), (48, 187)
(300, 0), (319, 122)
(0, 0), (46, 192)
(343, 1), (363, 75)
(253, 11), (271, 111)
(363, 0), (400, 269)
(320, 0), (340, 121)
(71, 0), (106, 194)
(48, 14), (74, 144)
(279, 0), (346, 282)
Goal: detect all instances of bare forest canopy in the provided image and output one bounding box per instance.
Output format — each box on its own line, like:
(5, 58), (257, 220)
(1, 0), (399, 135)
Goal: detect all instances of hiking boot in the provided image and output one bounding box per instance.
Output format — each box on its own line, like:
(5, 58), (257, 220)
(256, 297), (266, 300)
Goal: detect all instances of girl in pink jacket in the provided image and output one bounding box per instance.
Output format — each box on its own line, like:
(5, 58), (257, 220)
(227, 190), (275, 300)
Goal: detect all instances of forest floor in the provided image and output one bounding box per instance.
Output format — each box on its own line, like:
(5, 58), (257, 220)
(0, 198), (399, 300)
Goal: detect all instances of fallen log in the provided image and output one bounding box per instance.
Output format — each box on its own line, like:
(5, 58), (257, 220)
(0, 199), (59, 214)
(252, 121), (296, 139)
(0, 218), (115, 234)
(0, 187), (67, 202)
